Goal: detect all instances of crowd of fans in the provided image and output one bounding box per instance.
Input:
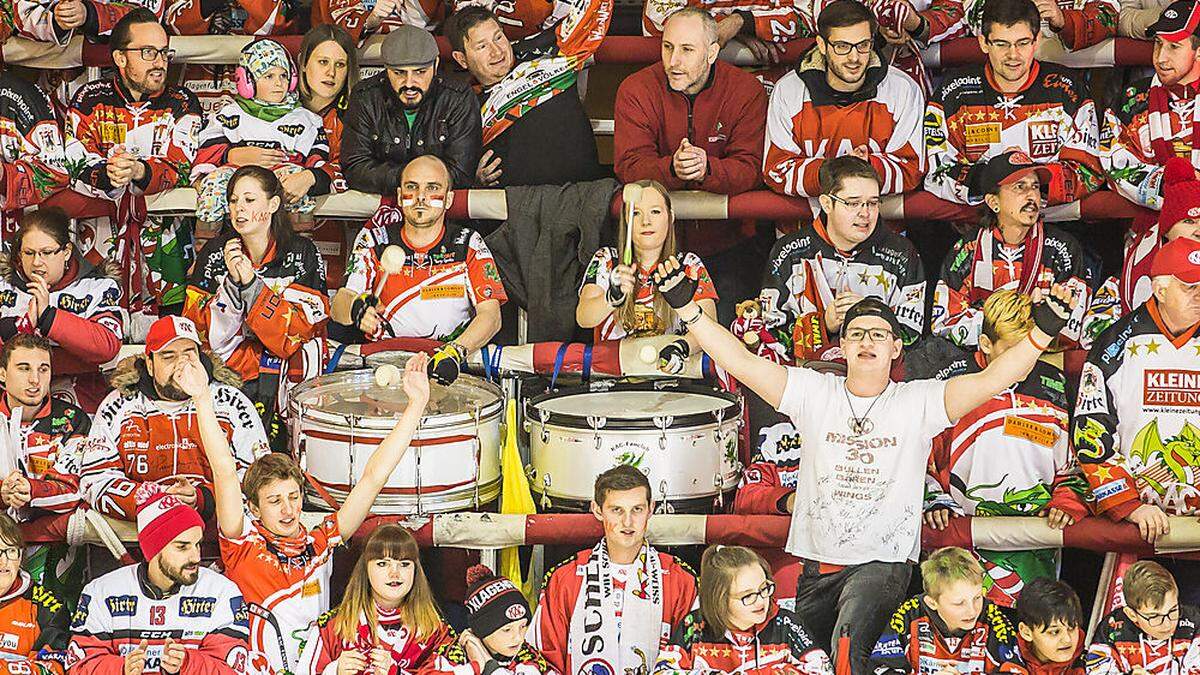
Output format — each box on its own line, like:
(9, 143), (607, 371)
(0, 0), (1197, 670)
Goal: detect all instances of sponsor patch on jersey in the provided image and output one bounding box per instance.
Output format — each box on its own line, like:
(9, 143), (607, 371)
(0, 633), (18, 652)
(302, 581), (321, 597)
(420, 284), (466, 300)
(1092, 480), (1128, 501)
(1002, 416), (1058, 447)
(872, 633), (904, 658)
(179, 596), (217, 618)
(964, 122), (1001, 148)
(1143, 369), (1200, 407)
(1028, 121), (1060, 159)
(106, 595), (138, 617)
(277, 124), (305, 138)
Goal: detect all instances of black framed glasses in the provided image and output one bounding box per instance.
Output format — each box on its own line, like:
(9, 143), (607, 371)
(737, 582), (775, 606)
(0, 547), (20, 561)
(19, 245), (65, 259)
(844, 327), (894, 342)
(827, 38), (873, 56)
(827, 193), (881, 212)
(120, 46), (176, 62)
(1133, 605), (1180, 627)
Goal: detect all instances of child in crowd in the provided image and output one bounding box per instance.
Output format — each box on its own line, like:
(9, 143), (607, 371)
(1087, 561), (1200, 675)
(192, 39), (333, 229)
(871, 547), (1021, 674)
(203, 353), (430, 674)
(296, 524), (452, 675)
(1006, 578), (1085, 675)
(654, 545), (832, 674)
(0, 513), (68, 675)
(427, 565), (552, 674)
(576, 179), (717, 372)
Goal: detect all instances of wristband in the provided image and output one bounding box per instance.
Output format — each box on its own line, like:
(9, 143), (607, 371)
(1026, 331), (1050, 352)
(679, 306), (703, 326)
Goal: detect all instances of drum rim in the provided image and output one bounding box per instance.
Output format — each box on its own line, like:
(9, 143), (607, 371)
(289, 368), (504, 430)
(526, 380), (741, 431)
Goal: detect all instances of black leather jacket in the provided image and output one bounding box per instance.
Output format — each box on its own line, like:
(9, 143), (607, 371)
(341, 72), (482, 193)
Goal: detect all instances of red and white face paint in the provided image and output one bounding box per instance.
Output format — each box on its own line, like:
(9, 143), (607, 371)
(400, 192), (446, 209)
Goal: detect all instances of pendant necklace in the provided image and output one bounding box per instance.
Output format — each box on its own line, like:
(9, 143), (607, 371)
(844, 383), (888, 436)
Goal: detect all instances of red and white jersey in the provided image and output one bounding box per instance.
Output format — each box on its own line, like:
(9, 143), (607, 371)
(220, 514), (341, 675)
(346, 209), (507, 342)
(764, 49), (924, 197)
(580, 247), (718, 342)
(642, 0), (814, 44)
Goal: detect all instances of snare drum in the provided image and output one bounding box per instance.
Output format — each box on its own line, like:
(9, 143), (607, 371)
(526, 381), (743, 513)
(290, 368), (503, 514)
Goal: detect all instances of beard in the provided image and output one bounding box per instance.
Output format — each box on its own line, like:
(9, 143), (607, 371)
(156, 380), (189, 401)
(828, 59), (866, 87)
(126, 70), (166, 96)
(158, 556), (199, 589)
(397, 87), (427, 110)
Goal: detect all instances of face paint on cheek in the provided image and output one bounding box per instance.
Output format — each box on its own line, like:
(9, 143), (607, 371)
(427, 196), (445, 209)
(400, 192), (416, 208)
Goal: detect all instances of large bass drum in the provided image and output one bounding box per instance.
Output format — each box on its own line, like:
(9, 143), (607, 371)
(526, 381), (743, 513)
(290, 367), (503, 514)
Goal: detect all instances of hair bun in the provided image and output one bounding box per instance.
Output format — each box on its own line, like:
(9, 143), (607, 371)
(465, 564), (495, 587)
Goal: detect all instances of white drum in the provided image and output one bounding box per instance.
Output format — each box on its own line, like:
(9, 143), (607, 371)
(290, 367), (503, 514)
(526, 381), (743, 513)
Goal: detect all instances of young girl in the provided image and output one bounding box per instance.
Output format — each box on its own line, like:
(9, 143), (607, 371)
(577, 180), (717, 369)
(296, 524), (452, 675)
(183, 166), (328, 448)
(427, 565), (553, 674)
(192, 39), (334, 229)
(654, 545), (832, 675)
(0, 208), (123, 412)
(205, 354), (430, 675)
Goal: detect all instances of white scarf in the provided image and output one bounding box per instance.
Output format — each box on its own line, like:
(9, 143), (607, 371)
(1148, 75), (1200, 167)
(567, 541), (664, 675)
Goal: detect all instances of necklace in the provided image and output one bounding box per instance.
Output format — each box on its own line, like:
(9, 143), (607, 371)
(844, 383), (887, 436)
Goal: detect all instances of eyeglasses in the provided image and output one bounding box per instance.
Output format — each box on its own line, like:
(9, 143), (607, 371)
(843, 327), (894, 342)
(827, 193), (881, 212)
(827, 38), (873, 56)
(985, 38), (1034, 52)
(120, 46), (176, 62)
(737, 582), (775, 606)
(0, 548), (20, 561)
(20, 245), (64, 260)
(1133, 605), (1180, 627)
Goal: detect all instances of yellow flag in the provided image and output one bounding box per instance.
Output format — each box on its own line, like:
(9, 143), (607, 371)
(498, 399), (536, 599)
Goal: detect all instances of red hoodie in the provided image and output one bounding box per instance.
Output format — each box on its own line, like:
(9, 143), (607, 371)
(613, 59), (766, 256)
(1001, 630), (1087, 675)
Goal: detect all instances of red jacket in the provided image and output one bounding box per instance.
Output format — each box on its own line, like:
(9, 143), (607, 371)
(614, 60), (766, 255)
(1000, 631), (1086, 675)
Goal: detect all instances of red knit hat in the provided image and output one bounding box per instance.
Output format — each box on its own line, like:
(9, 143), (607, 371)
(1151, 236), (1200, 285)
(135, 484), (204, 562)
(1159, 157), (1200, 236)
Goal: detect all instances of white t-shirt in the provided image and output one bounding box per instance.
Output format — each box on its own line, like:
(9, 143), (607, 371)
(779, 366), (952, 565)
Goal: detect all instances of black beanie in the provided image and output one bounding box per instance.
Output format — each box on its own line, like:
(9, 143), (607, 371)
(464, 565), (530, 639)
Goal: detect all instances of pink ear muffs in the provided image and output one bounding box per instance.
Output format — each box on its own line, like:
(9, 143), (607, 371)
(234, 39), (300, 100)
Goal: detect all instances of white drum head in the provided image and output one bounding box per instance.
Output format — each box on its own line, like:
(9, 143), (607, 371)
(535, 390), (730, 419)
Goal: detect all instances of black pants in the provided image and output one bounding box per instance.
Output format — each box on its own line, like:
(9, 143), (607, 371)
(794, 560), (914, 675)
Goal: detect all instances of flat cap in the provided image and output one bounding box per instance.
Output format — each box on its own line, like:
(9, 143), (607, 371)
(381, 25), (439, 68)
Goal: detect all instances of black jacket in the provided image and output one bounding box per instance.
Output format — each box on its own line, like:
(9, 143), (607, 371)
(341, 72), (482, 193)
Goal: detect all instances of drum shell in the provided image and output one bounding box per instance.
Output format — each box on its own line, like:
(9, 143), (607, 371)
(291, 370), (503, 514)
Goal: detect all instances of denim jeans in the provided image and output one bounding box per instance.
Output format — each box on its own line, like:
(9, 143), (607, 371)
(794, 560), (914, 675)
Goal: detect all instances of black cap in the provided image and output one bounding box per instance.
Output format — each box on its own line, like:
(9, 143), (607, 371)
(967, 151), (1054, 201)
(843, 297), (903, 337)
(464, 565), (530, 639)
(1148, 0), (1200, 41)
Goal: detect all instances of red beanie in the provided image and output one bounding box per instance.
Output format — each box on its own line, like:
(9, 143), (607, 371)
(1159, 157), (1200, 236)
(135, 484), (204, 562)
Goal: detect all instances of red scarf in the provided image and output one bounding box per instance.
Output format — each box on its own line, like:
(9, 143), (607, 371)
(1120, 224), (1164, 313)
(967, 221), (1044, 304)
(350, 604), (432, 675)
(1149, 80), (1200, 164)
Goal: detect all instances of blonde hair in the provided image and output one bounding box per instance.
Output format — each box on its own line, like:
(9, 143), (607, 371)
(1123, 560), (1178, 611)
(982, 290), (1034, 345)
(699, 545), (772, 635)
(333, 525), (443, 643)
(920, 547), (984, 599)
(616, 180), (677, 336)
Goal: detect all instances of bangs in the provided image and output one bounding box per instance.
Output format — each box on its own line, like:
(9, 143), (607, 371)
(363, 524), (419, 563)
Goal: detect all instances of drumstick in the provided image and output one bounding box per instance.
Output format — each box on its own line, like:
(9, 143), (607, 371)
(371, 246), (406, 339)
(621, 183), (643, 267)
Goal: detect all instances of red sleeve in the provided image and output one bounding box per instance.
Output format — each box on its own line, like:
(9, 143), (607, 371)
(1055, 2), (1116, 50)
(733, 461), (791, 515)
(66, 635), (125, 675)
(554, 0), (612, 61)
(466, 240), (508, 307)
(697, 79), (765, 195)
(612, 75), (682, 189)
(919, 0), (968, 41)
(40, 309), (121, 367)
(531, 566), (574, 675)
(244, 284), (329, 360)
(28, 474), (81, 514)
(180, 632), (246, 675)
(1046, 479), (1089, 523)
(664, 560), (698, 631)
(317, 0), (369, 43)
(88, 0), (166, 36)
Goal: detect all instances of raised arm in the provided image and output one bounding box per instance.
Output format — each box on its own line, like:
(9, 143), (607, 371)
(653, 256), (788, 408)
(176, 354), (244, 540)
(337, 354), (430, 539)
(943, 285), (1076, 423)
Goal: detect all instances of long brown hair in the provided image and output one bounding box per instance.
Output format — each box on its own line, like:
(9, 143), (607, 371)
(616, 180), (677, 335)
(333, 524), (443, 643)
(226, 166), (295, 251)
(698, 545), (772, 636)
(297, 25), (359, 112)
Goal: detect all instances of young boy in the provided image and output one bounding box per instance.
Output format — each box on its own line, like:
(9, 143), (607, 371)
(1087, 561), (1200, 675)
(429, 565), (553, 674)
(1008, 578), (1086, 675)
(871, 547), (1021, 674)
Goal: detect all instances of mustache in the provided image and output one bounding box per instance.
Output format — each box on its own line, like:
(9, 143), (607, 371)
(398, 87), (424, 96)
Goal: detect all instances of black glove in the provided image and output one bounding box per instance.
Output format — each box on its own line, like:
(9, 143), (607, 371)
(350, 293), (378, 327)
(658, 338), (690, 375)
(1032, 291), (1072, 339)
(653, 257), (698, 310)
(427, 343), (465, 385)
(606, 273), (626, 307)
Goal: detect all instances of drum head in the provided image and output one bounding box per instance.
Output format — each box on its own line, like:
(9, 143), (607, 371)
(291, 369), (503, 430)
(528, 381), (739, 430)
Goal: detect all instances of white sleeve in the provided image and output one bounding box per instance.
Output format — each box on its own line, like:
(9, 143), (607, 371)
(776, 367), (832, 428)
(911, 378), (953, 438)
